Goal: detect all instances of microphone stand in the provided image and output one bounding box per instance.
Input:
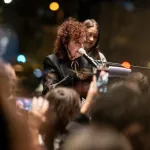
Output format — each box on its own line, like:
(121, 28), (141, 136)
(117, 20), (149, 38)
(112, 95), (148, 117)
(42, 75), (72, 96)
(96, 60), (150, 70)
(92, 58), (150, 93)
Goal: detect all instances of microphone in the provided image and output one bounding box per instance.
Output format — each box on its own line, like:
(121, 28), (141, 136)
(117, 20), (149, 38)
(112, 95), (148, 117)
(78, 48), (131, 77)
(78, 48), (98, 68)
(108, 66), (131, 77)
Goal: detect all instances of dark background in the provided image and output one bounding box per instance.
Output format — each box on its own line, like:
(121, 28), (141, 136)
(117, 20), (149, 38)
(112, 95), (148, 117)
(1, 0), (150, 94)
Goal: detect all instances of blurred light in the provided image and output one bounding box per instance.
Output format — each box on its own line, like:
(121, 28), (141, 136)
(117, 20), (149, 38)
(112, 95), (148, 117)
(17, 54), (26, 63)
(4, 0), (12, 4)
(23, 98), (32, 111)
(122, 2), (135, 12)
(33, 69), (42, 78)
(49, 2), (59, 11)
(122, 61), (131, 69)
(1, 37), (9, 47)
(0, 37), (9, 56)
(35, 83), (43, 93)
(0, 26), (19, 63)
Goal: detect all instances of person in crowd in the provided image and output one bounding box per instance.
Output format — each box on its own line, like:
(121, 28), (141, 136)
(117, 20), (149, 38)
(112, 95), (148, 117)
(83, 19), (107, 64)
(0, 61), (17, 150)
(63, 126), (132, 150)
(29, 74), (100, 150)
(90, 81), (150, 150)
(41, 87), (81, 150)
(28, 96), (49, 150)
(0, 61), (31, 150)
(109, 72), (149, 96)
(42, 17), (92, 97)
(0, 61), (48, 150)
(28, 74), (99, 150)
(0, 62), (17, 100)
(126, 72), (149, 95)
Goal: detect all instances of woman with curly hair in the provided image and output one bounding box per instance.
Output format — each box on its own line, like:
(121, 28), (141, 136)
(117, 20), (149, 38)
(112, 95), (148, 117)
(42, 18), (92, 96)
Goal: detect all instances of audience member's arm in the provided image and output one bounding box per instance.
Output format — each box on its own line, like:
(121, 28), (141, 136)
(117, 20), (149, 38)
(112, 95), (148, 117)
(80, 75), (98, 115)
(28, 97), (49, 148)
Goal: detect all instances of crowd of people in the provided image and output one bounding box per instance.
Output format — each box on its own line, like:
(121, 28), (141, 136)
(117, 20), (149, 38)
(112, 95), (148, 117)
(1, 17), (150, 150)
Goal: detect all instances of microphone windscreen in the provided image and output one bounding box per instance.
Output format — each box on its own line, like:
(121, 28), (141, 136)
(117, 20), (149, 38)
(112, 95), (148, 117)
(108, 66), (131, 77)
(78, 48), (86, 55)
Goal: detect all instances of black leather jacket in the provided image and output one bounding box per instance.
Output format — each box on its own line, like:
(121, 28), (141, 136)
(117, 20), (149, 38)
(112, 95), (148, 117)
(42, 54), (92, 96)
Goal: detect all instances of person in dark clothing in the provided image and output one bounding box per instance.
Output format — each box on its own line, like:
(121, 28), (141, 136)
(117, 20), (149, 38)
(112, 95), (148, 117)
(126, 72), (149, 95)
(90, 81), (150, 150)
(42, 18), (92, 97)
(28, 76), (98, 150)
(42, 87), (82, 150)
(64, 126), (132, 150)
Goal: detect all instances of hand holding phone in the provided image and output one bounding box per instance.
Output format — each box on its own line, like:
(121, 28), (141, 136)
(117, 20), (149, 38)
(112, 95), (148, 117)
(28, 97), (49, 130)
(16, 97), (32, 111)
(97, 70), (109, 93)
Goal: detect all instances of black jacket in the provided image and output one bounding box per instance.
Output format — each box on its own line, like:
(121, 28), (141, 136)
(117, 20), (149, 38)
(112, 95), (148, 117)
(42, 54), (92, 96)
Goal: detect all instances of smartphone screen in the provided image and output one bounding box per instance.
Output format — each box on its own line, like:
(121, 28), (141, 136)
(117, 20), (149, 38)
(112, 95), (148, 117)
(96, 70), (108, 93)
(16, 97), (32, 111)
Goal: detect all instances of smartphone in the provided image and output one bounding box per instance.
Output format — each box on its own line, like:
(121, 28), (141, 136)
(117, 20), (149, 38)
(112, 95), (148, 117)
(16, 97), (32, 111)
(96, 70), (108, 93)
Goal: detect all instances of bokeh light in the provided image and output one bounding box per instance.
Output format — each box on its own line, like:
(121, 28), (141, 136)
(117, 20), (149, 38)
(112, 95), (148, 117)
(4, 0), (12, 4)
(33, 69), (42, 78)
(49, 2), (59, 11)
(121, 61), (131, 69)
(17, 54), (26, 63)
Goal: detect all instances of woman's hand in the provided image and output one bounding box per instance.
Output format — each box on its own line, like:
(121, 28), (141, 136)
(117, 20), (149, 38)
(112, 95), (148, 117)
(80, 75), (98, 115)
(87, 75), (98, 96)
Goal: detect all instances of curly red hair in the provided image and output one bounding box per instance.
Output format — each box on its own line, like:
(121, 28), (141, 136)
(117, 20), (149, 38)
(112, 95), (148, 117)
(54, 17), (86, 59)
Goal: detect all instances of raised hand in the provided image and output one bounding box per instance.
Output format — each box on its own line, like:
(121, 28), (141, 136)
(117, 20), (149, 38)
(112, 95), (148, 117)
(28, 97), (49, 130)
(80, 75), (98, 115)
